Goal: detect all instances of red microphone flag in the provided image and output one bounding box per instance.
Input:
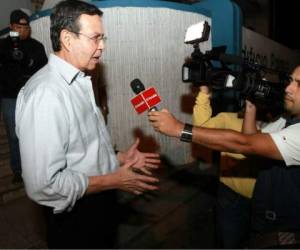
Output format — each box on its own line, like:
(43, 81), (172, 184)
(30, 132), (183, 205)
(130, 87), (161, 114)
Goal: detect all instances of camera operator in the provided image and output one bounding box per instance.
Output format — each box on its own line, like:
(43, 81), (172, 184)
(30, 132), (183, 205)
(193, 84), (286, 248)
(194, 85), (254, 248)
(149, 65), (300, 248)
(0, 9), (47, 183)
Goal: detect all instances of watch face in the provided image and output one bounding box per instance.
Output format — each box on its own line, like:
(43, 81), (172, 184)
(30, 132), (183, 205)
(180, 124), (193, 142)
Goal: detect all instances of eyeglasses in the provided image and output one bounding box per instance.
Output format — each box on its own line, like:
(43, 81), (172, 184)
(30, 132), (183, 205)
(70, 31), (107, 45)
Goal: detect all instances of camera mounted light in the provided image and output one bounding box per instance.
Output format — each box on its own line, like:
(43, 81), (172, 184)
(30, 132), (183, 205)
(184, 20), (210, 45)
(9, 31), (20, 38)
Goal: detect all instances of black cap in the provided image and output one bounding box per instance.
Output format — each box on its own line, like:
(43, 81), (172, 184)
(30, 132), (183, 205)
(10, 9), (29, 25)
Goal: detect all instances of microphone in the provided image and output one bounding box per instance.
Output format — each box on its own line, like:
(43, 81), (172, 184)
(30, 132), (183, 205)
(130, 78), (161, 114)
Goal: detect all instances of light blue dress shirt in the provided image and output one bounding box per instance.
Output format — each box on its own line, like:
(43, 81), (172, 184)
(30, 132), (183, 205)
(15, 54), (119, 213)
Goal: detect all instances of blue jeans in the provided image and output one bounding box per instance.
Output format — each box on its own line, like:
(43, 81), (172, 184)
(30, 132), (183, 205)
(216, 182), (251, 248)
(1, 98), (22, 174)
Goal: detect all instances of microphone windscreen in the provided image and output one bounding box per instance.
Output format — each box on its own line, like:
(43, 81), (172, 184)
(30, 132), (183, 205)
(130, 78), (145, 94)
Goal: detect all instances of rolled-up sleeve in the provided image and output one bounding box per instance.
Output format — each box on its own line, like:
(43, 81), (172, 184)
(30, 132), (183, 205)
(270, 125), (300, 166)
(16, 85), (88, 213)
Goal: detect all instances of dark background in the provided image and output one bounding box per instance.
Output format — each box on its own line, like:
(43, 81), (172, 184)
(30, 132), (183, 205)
(238, 0), (298, 50)
(270, 0), (298, 50)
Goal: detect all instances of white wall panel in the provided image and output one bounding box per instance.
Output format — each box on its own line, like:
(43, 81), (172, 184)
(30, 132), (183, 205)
(30, 16), (52, 56)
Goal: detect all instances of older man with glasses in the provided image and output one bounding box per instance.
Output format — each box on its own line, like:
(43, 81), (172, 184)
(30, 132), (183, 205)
(15, 1), (160, 248)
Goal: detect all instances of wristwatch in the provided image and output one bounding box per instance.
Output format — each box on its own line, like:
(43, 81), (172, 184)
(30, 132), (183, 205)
(180, 123), (193, 142)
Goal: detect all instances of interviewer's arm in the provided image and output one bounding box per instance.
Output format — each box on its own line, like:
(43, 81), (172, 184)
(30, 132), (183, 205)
(149, 109), (282, 160)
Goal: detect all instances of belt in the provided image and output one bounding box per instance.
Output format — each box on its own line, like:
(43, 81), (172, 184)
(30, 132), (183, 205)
(250, 232), (300, 248)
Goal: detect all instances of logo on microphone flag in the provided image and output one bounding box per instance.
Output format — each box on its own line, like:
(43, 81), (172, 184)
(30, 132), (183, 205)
(130, 87), (161, 114)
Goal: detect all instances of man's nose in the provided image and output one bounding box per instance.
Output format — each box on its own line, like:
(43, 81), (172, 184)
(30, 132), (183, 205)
(285, 82), (291, 93)
(98, 39), (105, 50)
(285, 80), (296, 93)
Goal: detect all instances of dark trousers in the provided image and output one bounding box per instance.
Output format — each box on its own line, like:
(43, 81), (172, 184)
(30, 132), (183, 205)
(1, 98), (22, 174)
(43, 191), (119, 249)
(216, 183), (251, 248)
(249, 231), (300, 249)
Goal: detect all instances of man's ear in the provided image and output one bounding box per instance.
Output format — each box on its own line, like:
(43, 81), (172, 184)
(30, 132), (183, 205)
(60, 29), (72, 51)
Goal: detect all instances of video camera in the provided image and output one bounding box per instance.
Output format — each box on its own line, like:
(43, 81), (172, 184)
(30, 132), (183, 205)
(182, 21), (287, 116)
(232, 61), (287, 109)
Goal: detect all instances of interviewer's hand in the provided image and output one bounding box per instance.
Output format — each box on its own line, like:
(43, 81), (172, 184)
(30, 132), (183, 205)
(148, 109), (184, 138)
(113, 159), (159, 195)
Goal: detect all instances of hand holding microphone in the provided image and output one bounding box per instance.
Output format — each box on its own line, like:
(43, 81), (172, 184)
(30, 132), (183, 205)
(130, 78), (192, 142)
(148, 108), (184, 138)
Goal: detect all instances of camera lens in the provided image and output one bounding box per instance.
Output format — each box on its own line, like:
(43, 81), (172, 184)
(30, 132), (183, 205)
(12, 49), (24, 61)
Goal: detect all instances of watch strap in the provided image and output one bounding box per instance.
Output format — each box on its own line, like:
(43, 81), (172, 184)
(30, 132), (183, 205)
(180, 123), (193, 142)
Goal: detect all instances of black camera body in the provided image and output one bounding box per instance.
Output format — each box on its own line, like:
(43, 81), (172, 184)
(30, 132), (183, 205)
(182, 48), (207, 85)
(9, 31), (24, 61)
(233, 67), (285, 104)
(182, 45), (232, 89)
(232, 64), (286, 117)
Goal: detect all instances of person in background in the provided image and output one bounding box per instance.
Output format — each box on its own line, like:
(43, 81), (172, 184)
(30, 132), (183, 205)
(149, 65), (300, 248)
(0, 9), (48, 184)
(15, 1), (160, 248)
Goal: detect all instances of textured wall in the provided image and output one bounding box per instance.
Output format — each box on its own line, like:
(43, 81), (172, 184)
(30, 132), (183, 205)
(100, 6), (211, 165)
(30, 6), (211, 165)
(30, 16), (52, 55)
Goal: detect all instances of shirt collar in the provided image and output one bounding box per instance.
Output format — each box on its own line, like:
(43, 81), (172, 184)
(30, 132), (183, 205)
(285, 116), (300, 128)
(48, 53), (85, 85)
